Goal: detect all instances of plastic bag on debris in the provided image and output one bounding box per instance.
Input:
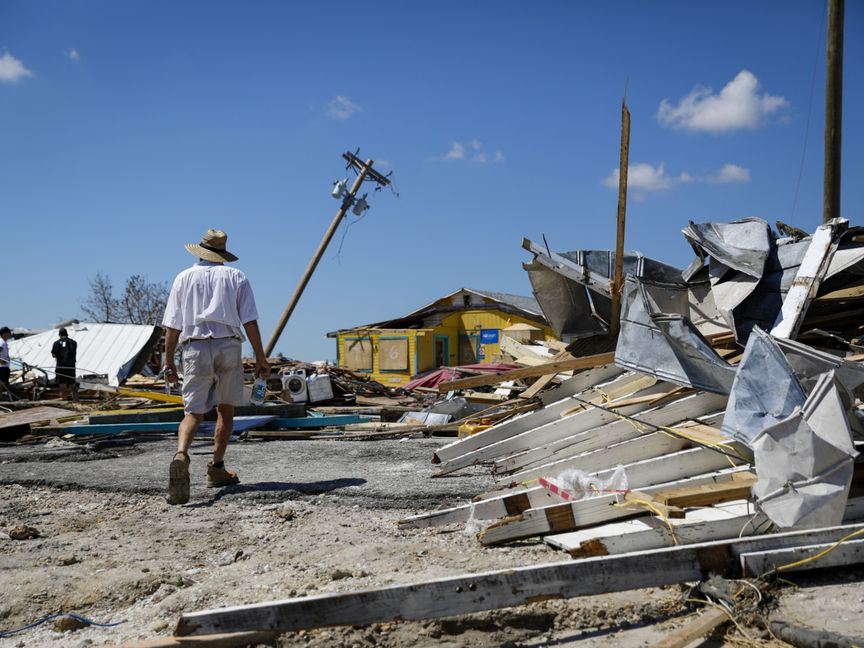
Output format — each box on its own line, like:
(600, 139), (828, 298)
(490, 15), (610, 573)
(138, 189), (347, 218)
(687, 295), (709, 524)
(464, 501), (494, 536)
(552, 465), (629, 500)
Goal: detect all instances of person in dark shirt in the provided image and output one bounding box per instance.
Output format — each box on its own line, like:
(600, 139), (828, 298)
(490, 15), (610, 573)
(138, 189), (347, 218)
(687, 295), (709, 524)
(51, 328), (78, 401)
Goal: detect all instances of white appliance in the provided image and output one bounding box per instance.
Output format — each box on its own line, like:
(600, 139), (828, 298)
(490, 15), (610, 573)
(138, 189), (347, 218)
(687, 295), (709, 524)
(281, 368), (309, 403)
(307, 373), (334, 403)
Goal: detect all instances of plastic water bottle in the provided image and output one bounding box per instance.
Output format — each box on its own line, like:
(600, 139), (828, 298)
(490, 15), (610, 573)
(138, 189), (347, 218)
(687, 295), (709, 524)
(250, 376), (266, 405)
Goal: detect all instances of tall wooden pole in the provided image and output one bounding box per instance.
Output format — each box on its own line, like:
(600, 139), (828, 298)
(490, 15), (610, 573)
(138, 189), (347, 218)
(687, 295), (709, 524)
(610, 100), (631, 337)
(823, 0), (844, 223)
(263, 162), (371, 357)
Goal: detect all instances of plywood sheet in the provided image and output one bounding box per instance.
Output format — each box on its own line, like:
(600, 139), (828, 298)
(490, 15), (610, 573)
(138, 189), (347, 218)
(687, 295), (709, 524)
(0, 406), (77, 431)
(343, 337), (373, 371)
(379, 338), (409, 371)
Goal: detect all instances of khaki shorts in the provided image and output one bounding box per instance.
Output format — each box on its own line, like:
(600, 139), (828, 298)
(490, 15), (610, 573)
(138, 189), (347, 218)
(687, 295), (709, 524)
(181, 338), (245, 414)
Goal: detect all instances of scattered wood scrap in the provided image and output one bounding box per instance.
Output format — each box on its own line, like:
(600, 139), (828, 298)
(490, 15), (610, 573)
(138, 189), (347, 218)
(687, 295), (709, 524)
(174, 524), (864, 637)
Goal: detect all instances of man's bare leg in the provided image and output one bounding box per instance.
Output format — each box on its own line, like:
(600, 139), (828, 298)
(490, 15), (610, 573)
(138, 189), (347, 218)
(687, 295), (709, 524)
(177, 412), (203, 454)
(212, 404), (234, 464)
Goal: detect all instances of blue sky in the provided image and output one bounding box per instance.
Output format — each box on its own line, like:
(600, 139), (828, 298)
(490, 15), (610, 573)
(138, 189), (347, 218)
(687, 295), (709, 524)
(2, 1), (862, 361)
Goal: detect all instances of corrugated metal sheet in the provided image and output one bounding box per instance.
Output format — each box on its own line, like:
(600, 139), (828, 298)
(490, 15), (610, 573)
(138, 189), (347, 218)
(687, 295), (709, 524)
(9, 323), (161, 386)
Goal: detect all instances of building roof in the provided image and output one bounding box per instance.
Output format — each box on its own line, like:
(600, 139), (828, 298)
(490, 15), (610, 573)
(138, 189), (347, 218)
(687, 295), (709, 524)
(327, 287), (545, 337)
(463, 288), (542, 317)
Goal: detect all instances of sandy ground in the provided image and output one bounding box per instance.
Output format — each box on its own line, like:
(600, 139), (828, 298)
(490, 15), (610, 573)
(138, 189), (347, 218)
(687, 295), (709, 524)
(1, 435), (862, 647)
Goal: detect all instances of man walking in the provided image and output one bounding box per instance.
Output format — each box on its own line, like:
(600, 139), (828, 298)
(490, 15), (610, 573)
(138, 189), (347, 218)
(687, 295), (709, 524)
(0, 326), (11, 399)
(162, 229), (270, 505)
(51, 328), (78, 401)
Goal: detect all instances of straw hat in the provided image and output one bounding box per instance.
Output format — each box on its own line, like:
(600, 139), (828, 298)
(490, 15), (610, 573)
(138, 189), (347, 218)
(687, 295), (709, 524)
(185, 229), (238, 263)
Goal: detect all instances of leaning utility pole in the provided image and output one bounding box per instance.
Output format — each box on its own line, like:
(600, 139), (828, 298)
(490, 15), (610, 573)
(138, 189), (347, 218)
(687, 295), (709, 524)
(823, 0), (844, 223)
(609, 99), (631, 337)
(264, 151), (392, 357)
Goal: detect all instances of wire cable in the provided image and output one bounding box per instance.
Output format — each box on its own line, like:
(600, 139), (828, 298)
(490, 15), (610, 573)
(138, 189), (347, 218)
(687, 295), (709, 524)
(0, 613), (124, 638)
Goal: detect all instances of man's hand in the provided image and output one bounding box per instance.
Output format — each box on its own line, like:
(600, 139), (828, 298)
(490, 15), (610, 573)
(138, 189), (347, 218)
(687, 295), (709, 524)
(164, 362), (180, 385)
(256, 358), (271, 380)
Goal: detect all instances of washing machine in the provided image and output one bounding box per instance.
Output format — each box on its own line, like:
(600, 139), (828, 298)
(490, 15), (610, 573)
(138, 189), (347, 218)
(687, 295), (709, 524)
(280, 368), (309, 403)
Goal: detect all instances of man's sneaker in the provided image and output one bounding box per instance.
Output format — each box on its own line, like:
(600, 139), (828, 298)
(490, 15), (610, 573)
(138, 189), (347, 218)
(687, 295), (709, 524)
(167, 451), (190, 505)
(207, 461), (240, 487)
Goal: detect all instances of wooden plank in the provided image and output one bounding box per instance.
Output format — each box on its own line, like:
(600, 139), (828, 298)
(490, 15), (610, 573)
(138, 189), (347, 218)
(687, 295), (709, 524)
(651, 472), (757, 508)
(90, 404), (305, 425)
(495, 392), (728, 487)
(266, 415), (371, 429)
(556, 502), (761, 556)
(771, 223), (838, 339)
(80, 381), (184, 404)
(400, 448), (744, 531)
(650, 608), (729, 648)
(436, 352), (616, 392)
(175, 523), (864, 636)
(434, 373), (663, 475)
(433, 367), (641, 463)
(0, 406), (78, 430)
(106, 630), (278, 648)
(494, 409), (725, 477)
(476, 449), (745, 545)
(492, 431), (694, 491)
(739, 539), (864, 576)
(518, 350), (573, 399)
(621, 491), (686, 519)
(42, 416), (277, 436)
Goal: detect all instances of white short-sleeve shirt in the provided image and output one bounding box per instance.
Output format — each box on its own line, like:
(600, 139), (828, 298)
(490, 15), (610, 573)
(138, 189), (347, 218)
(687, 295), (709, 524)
(162, 261), (259, 343)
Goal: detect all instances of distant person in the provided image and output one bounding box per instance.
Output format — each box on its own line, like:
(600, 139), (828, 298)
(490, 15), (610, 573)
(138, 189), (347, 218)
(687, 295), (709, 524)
(162, 228), (270, 505)
(0, 326), (11, 398)
(51, 327), (78, 401)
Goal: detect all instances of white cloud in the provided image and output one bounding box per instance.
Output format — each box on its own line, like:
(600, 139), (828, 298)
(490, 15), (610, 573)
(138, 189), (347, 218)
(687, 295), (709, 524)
(434, 139), (504, 163)
(708, 163), (750, 184)
(67, 48), (81, 62)
(604, 162), (681, 191)
(325, 95), (361, 120)
(0, 52), (33, 83)
(603, 162), (750, 193)
(434, 141), (465, 160)
(657, 70), (788, 133)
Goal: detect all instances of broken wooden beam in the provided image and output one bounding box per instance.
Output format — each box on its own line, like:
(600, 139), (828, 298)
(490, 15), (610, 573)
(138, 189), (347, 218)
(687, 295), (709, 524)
(175, 523), (864, 636)
(650, 608), (729, 648)
(436, 352), (616, 392)
(650, 472), (757, 508)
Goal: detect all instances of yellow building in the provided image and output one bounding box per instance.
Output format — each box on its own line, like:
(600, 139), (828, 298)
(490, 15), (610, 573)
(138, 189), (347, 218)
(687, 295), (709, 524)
(327, 288), (557, 387)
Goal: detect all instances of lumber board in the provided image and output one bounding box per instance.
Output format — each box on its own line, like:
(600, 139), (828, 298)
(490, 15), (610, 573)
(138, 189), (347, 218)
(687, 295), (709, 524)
(651, 472), (757, 508)
(491, 393), (730, 487)
(265, 415), (371, 429)
(476, 449), (745, 544)
(739, 538), (864, 576)
(175, 523), (864, 636)
(89, 404), (305, 425)
(432, 365), (631, 464)
(552, 502), (761, 555)
(536, 364), (627, 405)
(650, 608), (729, 648)
(41, 416), (277, 436)
(400, 448), (744, 531)
(436, 352), (616, 392)
(518, 350), (572, 399)
(434, 373), (661, 474)
(0, 406), (78, 430)
(80, 381), (184, 404)
(494, 409), (725, 477)
(106, 630), (278, 647)
(771, 224), (837, 339)
(492, 431), (694, 491)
